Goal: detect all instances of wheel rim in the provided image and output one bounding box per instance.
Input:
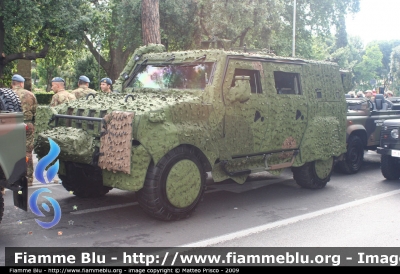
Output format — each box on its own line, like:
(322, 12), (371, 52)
(348, 143), (363, 168)
(315, 157), (333, 179)
(165, 159), (201, 208)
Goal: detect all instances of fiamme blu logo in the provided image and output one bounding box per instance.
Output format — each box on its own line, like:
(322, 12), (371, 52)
(30, 138), (62, 229)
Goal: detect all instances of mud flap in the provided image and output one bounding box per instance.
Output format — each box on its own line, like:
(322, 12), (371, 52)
(13, 176), (27, 211)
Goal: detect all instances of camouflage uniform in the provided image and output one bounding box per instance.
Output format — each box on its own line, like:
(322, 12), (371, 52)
(71, 86), (97, 100)
(50, 89), (76, 107)
(12, 86), (37, 186)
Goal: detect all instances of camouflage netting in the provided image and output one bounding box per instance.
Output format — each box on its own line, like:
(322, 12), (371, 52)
(102, 145), (151, 191)
(33, 46), (348, 189)
(35, 127), (94, 164)
(98, 111), (134, 174)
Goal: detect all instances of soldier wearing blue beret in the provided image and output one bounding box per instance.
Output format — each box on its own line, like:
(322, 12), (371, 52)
(50, 77), (76, 107)
(100, 77), (112, 93)
(11, 74), (37, 186)
(71, 75), (97, 99)
(12, 74), (26, 82)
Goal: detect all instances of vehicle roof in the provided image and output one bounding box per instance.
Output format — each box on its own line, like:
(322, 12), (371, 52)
(142, 49), (339, 66)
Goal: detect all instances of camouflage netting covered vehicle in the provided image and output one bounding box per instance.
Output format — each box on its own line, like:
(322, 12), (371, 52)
(0, 88), (28, 224)
(34, 44), (348, 221)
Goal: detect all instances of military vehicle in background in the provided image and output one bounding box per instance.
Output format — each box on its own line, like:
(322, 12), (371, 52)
(335, 94), (400, 174)
(34, 43), (348, 221)
(0, 88), (28, 224)
(376, 98), (400, 180)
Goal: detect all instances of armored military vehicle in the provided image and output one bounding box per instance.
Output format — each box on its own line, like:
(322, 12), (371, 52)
(376, 115), (400, 180)
(34, 44), (348, 221)
(335, 94), (400, 174)
(0, 88), (28, 224)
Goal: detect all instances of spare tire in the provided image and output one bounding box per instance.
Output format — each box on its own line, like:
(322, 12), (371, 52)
(0, 88), (22, 112)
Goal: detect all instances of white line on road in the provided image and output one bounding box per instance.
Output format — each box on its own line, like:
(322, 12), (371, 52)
(179, 189), (400, 247)
(68, 186), (226, 215)
(70, 202), (138, 215)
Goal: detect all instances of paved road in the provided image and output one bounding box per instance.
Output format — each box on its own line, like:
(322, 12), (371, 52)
(1, 150), (399, 266)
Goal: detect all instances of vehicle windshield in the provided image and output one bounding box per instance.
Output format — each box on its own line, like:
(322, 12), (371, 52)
(128, 63), (214, 90)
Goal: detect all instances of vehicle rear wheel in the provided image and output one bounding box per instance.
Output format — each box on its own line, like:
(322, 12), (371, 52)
(137, 146), (206, 221)
(381, 155), (400, 180)
(292, 157), (333, 189)
(0, 190), (4, 224)
(59, 162), (112, 198)
(0, 88), (22, 112)
(334, 135), (364, 174)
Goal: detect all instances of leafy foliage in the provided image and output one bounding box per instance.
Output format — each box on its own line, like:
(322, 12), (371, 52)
(353, 44), (384, 90)
(0, 0), (89, 84)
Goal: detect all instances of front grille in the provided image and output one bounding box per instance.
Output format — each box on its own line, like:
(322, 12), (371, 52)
(49, 113), (106, 138)
(380, 126), (400, 148)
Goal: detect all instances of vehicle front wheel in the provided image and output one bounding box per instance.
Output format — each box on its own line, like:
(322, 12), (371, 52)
(334, 135), (364, 174)
(137, 146), (206, 221)
(59, 162), (112, 198)
(291, 157), (334, 189)
(381, 155), (400, 180)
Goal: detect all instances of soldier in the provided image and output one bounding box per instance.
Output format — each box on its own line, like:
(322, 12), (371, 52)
(364, 90), (373, 100)
(50, 77), (76, 107)
(356, 91), (364, 98)
(385, 90), (394, 98)
(71, 75), (97, 99)
(100, 77), (112, 93)
(11, 74), (37, 186)
(347, 91), (356, 98)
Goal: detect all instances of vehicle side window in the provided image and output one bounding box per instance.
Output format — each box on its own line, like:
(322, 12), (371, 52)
(231, 69), (262, 94)
(274, 71), (302, 95)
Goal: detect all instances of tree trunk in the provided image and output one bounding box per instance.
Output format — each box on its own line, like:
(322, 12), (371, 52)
(142, 0), (161, 45)
(46, 70), (52, 92)
(17, 59), (32, 91)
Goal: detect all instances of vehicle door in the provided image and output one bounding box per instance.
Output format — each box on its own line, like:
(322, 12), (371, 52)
(222, 57), (268, 157)
(260, 61), (308, 155)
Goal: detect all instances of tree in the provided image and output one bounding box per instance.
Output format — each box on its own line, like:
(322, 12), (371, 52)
(195, 0), (284, 49)
(82, 0), (143, 83)
(83, 0), (198, 83)
(159, 0), (199, 50)
(353, 44), (384, 90)
(373, 40), (400, 90)
(142, 0), (161, 45)
(0, 0), (88, 86)
(329, 36), (363, 70)
(390, 46), (400, 93)
(273, 0), (360, 57)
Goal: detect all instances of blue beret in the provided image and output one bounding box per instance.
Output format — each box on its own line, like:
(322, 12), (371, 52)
(51, 77), (65, 83)
(79, 75), (90, 83)
(12, 74), (25, 82)
(100, 78), (112, 85)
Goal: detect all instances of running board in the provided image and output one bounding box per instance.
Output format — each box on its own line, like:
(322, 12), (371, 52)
(221, 150), (299, 176)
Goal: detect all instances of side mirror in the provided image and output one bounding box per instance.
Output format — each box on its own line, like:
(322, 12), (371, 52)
(226, 76), (251, 104)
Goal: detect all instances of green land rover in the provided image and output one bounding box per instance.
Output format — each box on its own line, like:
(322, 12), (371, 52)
(34, 44), (348, 221)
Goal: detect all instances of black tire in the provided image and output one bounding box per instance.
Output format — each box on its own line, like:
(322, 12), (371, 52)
(137, 146), (206, 221)
(292, 157), (334, 189)
(334, 135), (364, 174)
(59, 162), (112, 198)
(0, 88), (22, 112)
(381, 155), (400, 180)
(0, 190), (3, 225)
(60, 176), (112, 198)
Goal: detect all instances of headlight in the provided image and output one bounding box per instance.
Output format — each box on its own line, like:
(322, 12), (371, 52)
(391, 129), (399, 139)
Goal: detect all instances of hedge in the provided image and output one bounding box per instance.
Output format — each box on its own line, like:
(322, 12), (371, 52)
(34, 91), (54, 105)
